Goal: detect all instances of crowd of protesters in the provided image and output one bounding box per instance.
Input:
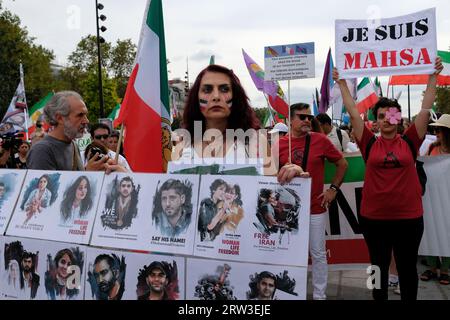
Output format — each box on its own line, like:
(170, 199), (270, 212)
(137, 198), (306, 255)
(0, 57), (448, 302)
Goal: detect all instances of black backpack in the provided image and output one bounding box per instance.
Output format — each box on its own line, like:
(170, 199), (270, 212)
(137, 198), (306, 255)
(365, 135), (427, 196)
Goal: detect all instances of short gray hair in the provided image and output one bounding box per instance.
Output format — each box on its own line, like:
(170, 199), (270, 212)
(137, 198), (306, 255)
(44, 91), (83, 126)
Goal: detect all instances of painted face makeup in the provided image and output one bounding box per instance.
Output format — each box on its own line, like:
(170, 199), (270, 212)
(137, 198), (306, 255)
(199, 84), (233, 109)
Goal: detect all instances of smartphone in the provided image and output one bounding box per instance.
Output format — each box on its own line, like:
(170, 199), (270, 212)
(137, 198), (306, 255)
(89, 147), (107, 160)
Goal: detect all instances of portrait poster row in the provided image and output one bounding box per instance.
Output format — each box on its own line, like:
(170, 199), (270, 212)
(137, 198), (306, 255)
(0, 236), (307, 300)
(0, 169), (311, 267)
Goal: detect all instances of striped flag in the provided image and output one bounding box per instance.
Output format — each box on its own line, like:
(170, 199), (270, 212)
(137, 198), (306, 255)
(319, 48), (334, 113)
(0, 64), (28, 136)
(27, 92), (54, 135)
(109, 103), (121, 125)
(356, 78), (379, 114)
(114, 0), (171, 173)
(242, 49), (288, 118)
(389, 50), (450, 86)
(374, 77), (383, 97)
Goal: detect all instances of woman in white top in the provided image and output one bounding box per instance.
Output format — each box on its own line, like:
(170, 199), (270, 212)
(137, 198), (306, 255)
(171, 64), (275, 174)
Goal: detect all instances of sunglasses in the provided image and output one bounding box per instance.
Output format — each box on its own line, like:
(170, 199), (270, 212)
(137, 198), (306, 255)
(294, 114), (315, 121)
(94, 134), (110, 140)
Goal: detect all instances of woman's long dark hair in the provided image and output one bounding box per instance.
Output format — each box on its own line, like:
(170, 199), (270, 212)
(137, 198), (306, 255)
(60, 176), (93, 222)
(182, 64), (260, 139)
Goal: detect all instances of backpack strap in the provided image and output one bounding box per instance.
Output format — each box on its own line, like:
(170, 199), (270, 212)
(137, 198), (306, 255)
(302, 134), (311, 172)
(336, 128), (344, 152)
(401, 135), (417, 160)
(364, 135), (377, 162)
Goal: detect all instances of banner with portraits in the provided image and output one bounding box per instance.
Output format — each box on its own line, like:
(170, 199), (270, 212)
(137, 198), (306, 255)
(0, 236), (87, 300)
(186, 258), (307, 300)
(90, 173), (200, 255)
(6, 170), (104, 244)
(84, 246), (185, 300)
(194, 175), (311, 267)
(0, 169), (26, 234)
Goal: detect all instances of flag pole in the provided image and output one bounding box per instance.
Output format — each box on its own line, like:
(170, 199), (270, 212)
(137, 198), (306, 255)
(288, 80), (292, 164)
(115, 125), (125, 163)
(20, 63), (29, 141)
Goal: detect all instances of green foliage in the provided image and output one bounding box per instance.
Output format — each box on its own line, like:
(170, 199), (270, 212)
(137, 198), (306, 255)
(0, 5), (136, 123)
(253, 107), (270, 127)
(0, 5), (54, 117)
(65, 35), (136, 122)
(80, 70), (119, 124)
(436, 86), (450, 115)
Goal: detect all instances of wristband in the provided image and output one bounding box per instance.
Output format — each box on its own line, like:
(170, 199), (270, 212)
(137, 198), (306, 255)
(329, 184), (339, 192)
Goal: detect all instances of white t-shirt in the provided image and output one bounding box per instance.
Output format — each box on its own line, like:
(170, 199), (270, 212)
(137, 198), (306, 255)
(81, 149), (132, 172)
(327, 127), (350, 153)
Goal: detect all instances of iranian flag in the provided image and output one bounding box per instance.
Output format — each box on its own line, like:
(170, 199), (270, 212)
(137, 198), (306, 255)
(389, 50), (450, 86)
(109, 104), (121, 126)
(115, 0), (171, 173)
(27, 92), (54, 135)
(356, 77), (379, 114)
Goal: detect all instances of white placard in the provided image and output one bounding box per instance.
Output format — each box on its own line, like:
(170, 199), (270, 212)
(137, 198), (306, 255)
(6, 170), (104, 244)
(193, 176), (311, 267)
(335, 8), (437, 78)
(193, 175), (258, 262)
(148, 174), (199, 255)
(0, 170), (26, 234)
(90, 173), (155, 251)
(84, 246), (185, 300)
(242, 177), (311, 267)
(1, 236), (87, 300)
(264, 42), (315, 81)
(186, 258), (306, 300)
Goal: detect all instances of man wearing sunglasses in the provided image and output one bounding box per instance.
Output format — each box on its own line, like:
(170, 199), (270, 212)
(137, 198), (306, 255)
(27, 91), (125, 173)
(88, 123), (131, 172)
(275, 102), (348, 300)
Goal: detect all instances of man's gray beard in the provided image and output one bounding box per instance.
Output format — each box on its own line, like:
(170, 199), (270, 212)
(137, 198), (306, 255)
(63, 120), (83, 140)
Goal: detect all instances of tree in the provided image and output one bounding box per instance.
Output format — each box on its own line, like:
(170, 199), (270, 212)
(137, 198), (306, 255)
(110, 39), (136, 98)
(64, 35), (136, 122)
(61, 36), (134, 122)
(0, 4), (54, 118)
(436, 87), (450, 115)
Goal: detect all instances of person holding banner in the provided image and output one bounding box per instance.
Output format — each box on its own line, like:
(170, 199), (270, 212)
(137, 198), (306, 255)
(276, 103), (348, 300)
(332, 57), (443, 300)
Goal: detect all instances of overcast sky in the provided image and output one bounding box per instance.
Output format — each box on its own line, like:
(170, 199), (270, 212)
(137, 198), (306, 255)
(4, 0), (450, 117)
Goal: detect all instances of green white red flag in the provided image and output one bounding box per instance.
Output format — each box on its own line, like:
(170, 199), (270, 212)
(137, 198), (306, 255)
(114, 0), (171, 173)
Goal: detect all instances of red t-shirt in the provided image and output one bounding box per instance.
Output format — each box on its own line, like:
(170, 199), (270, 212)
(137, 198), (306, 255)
(278, 133), (343, 214)
(357, 124), (424, 220)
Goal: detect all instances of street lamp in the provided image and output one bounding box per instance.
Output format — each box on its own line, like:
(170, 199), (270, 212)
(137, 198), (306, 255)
(95, 0), (107, 118)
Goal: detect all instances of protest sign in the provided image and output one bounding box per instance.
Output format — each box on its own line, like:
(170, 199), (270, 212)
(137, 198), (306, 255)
(336, 8), (437, 78)
(265, 42), (315, 81)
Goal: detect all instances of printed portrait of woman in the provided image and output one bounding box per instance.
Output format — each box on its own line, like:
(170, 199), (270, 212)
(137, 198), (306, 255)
(44, 248), (84, 300)
(22, 174), (53, 224)
(60, 176), (93, 226)
(6, 259), (20, 290)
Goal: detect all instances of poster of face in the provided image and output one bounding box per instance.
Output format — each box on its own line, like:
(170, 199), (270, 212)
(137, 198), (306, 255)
(0, 170), (27, 234)
(148, 175), (199, 255)
(6, 171), (103, 244)
(186, 258), (306, 300)
(240, 177), (311, 267)
(1, 236), (87, 300)
(193, 175), (258, 262)
(84, 247), (185, 300)
(91, 173), (157, 251)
